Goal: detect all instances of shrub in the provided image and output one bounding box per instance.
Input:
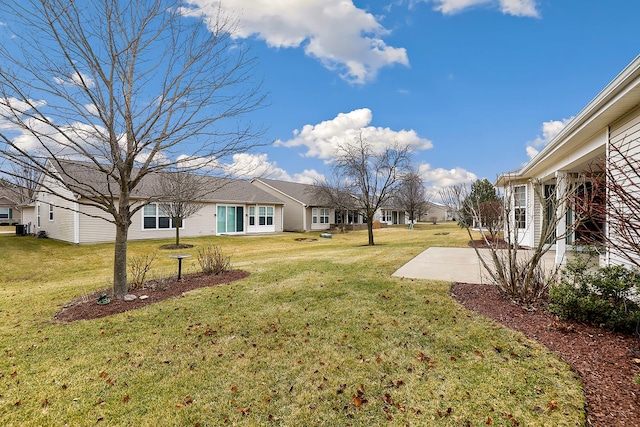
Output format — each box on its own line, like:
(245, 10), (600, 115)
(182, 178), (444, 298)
(197, 244), (231, 275)
(128, 253), (156, 290)
(492, 255), (555, 305)
(549, 256), (640, 332)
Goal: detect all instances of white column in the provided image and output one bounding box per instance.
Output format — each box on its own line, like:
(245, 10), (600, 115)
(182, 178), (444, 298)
(555, 170), (568, 265)
(302, 205), (307, 231)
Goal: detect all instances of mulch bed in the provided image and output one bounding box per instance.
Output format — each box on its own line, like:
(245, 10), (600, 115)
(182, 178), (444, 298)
(451, 282), (640, 427)
(53, 270), (249, 322)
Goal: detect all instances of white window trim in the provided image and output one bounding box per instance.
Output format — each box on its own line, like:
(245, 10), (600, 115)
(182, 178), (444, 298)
(49, 204), (54, 222)
(513, 185), (527, 229)
(142, 203), (183, 231)
(319, 208), (329, 224)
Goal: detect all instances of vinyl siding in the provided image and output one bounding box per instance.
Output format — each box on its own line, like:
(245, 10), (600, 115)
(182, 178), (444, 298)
(77, 202), (283, 243)
(35, 175), (76, 242)
(608, 106), (640, 267)
(251, 180), (306, 231)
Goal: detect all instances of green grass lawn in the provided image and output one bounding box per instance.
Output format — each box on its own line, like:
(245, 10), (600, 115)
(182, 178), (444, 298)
(0, 223), (584, 426)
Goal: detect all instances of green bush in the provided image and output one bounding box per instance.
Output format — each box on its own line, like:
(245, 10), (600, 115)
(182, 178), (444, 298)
(548, 256), (640, 332)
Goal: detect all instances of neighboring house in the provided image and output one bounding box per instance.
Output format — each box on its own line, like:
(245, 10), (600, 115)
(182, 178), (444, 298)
(497, 55), (640, 267)
(377, 205), (407, 225)
(0, 186), (23, 225)
(27, 160), (285, 244)
(378, 201), (452, 225)
(251, 178), (335, 231)
(419, 201), (452, 223)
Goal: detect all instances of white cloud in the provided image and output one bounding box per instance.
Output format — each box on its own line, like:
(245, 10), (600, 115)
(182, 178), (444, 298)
(214, 152), (325, 184)
(525, 117), (572, 159)
(425, 0), (539, 17)
(275, 108), (433, 159)
(499, 0), (539, 17)
(0, 97), (47, 130)
(291, 169), (325, 184)
(53, 71), (95, 89)
(183, 0), (408, 84)
(418, 162), (477, 189)
(175, 154), (220, 171)
(84, 103), (99, 116)
(222, 152), (286, 178)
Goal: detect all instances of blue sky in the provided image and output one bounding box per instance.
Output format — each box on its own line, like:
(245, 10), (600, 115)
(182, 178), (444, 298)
(2, 1), (639, 194)
(185, 0), (640, 191)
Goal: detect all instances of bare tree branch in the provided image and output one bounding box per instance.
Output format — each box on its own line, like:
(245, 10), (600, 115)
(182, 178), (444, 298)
(0, 0), (266, 298)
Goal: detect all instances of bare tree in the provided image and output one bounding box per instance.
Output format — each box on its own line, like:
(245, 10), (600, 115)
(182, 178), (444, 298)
(441, 175), (585, 304)
(0, 0), (265, 298)
(321, 134), (411, 245)
(310, 176), (354, 233)
(151, 171), (217, 248)
(7, 161), (39, 204)
(393, 170), (430, 228)
(573, 140), (638, 268)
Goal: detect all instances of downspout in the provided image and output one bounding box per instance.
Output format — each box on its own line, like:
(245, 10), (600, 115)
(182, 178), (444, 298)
(73, 197), (80, 244)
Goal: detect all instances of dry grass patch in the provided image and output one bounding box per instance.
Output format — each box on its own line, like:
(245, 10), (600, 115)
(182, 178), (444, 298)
(0, 224), (584, 426)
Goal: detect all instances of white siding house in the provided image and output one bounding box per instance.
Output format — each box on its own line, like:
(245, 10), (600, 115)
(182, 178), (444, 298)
(31, 160), (285, 244)
(497, 55), (640, 268)
(251, 178), (335, 232)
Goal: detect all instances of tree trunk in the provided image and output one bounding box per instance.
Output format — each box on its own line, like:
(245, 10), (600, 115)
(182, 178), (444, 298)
(175, 217), (181, 246)
(113, 219), (129, 299)
(367, 216), (375, 245)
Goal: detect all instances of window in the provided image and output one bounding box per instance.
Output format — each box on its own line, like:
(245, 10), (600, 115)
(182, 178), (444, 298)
(37, 203), (41, 227)
(0, 208), (10, 219)
(49, 204), (54, 221)
(320, 208), (329, 224)
(258, 206), (273, 226)
(143, 203), (178, 230)
(514, 185), (526, 229)
(249, 206), (255, 226)
(217, 205), (244, 233)
(544, 184), (556, 244)
(312, 208), (329, 224)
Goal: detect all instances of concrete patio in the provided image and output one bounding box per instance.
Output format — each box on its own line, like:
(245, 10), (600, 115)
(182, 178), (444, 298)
(392, 247), (557, 284)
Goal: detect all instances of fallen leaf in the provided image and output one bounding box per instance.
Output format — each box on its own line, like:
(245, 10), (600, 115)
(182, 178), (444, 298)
(236, 406), (250, 415)
(122, 395), (130, 403)
(547, 400), (558, 411)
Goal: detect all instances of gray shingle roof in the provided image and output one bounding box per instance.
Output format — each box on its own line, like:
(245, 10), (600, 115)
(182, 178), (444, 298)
(50, 160), (284, 205)
(253, 178), (330, 206)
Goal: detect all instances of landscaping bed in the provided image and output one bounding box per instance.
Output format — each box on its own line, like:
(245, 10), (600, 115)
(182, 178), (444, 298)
(451, 282), (640, 427)
(54, 270), (249, 322)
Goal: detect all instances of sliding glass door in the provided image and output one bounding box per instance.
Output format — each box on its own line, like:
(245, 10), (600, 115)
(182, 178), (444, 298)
(217, 205), (244, 233)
